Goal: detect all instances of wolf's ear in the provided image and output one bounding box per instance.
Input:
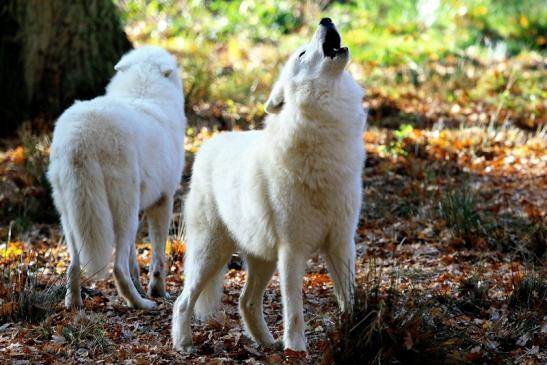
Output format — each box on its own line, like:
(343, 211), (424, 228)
(114, 59), (130, 72)
(159, 63), (176, 78)
(265, 81), (284, 114)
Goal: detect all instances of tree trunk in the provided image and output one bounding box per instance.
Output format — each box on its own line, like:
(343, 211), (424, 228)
(0, 0), (132, 136)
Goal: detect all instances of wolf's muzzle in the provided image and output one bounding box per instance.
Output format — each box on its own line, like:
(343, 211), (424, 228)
(320, 18), (342, 58)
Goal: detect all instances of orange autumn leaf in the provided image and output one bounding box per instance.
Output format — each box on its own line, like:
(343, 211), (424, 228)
(12, 146), (26, 165)
(522, 202), (542, 221)
(284, 348), (307, 361)
(0, 241), (24, 259)
(306, 273), (332, 287)
(166, 239), (186, 256)
(138, 254), (151, 266)
(0, 302), (18, 317)
(511, 271), (525, 286)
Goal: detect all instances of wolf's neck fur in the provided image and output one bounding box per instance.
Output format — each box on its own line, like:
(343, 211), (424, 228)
(263, 102), (364, 191)
(107, 69), (183, 110)
(105, 68), (185, 130)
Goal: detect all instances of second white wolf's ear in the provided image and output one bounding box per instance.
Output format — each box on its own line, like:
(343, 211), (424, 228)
(265, 81), (284, 114)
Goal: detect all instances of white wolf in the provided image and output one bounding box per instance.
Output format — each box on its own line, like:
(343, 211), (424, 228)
(48, 46), (186, 310)
(172, 18), (366, 352)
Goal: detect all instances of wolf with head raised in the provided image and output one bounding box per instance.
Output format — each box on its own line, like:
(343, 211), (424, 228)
(48, 46), (186, 310)
(172, 18), (366, 352)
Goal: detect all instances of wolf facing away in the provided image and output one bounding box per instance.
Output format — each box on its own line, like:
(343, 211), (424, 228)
(48, 46), (186, 309)
(172, 18), (366, 352)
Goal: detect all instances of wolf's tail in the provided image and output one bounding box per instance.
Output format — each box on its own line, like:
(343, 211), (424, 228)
(193, 264), (226, 321)
(48, 147), (114, 279)
(182, 223), (229, 321)
(182, 184), (231, 321)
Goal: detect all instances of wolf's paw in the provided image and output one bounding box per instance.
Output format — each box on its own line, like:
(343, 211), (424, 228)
(173, 340), (195, 353)
(268, 341), (284, 351)
(148, 282), (166, 298)
(64, 292), (83, 309)
(132, 297), (157, 310)
(255, 335), (282, 350)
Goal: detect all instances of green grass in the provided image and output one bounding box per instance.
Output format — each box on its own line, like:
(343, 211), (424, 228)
(509, 275), (547, 311)
(438, 185), (481, 241)
(0, 260), (65, 324)
(61, 313), (111, 354)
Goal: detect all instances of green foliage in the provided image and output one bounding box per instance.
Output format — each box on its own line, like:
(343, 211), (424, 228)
(328, 0), (546, 65)
(116, 0), (305, 42)
(118, 0), (546, 66)
(379, 123), (414, 157)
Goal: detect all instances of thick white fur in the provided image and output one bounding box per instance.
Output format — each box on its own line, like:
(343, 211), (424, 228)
(172, 23), (366, 352)
(48, 46), (186, 310)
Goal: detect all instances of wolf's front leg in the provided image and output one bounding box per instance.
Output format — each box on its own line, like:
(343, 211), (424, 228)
(278, 247), (307, 352)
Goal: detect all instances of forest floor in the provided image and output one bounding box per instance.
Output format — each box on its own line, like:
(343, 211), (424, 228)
(0, 105), (545, 363)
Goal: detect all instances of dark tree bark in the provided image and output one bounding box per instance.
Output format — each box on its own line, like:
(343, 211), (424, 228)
(0, 0), (132, 136)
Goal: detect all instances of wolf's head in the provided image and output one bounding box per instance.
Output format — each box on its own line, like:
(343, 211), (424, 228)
(265, 18), (361, 115)
(107, 46), (183, 102)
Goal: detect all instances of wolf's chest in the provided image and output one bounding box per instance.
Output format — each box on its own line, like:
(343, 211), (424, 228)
(271, 157), (343, 216)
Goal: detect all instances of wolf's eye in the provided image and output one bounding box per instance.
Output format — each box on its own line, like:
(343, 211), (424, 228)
(298, 51), (306, 58)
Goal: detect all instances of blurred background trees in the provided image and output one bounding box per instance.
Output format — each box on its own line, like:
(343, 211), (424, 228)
(0, 0), (131, 136)
(116, 0), (545, 132)
(0, 0), (544, 136)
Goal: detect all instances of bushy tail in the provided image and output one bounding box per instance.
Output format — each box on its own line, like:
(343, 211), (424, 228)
(182, 188), (230, 321)
(193, 265), (226, 321)
(184, 229), (226, 321)
(49, 152), (114, 279)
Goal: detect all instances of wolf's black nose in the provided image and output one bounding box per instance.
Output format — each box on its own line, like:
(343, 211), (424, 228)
(320, 18), (333, 26)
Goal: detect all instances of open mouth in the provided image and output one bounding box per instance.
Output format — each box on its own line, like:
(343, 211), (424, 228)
(321, 21), (347, 58)
(322, 26), (340, 58)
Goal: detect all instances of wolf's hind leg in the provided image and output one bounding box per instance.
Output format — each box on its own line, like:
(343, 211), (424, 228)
(110, 185), (156, 309)
(62, 215), (82, 309)
(146, 195), (173, 298)
(172, 228), (233, 351)
(113, 219), (157, 309)
(129, 242), (146, 296)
